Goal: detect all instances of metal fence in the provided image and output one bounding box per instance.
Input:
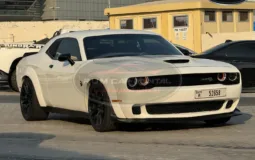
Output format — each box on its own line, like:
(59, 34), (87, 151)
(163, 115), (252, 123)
(0, 0), (42, 21)
(0, 0), (156, 21)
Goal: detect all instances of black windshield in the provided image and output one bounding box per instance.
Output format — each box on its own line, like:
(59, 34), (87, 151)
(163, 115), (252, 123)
(83, 34), (182, 60)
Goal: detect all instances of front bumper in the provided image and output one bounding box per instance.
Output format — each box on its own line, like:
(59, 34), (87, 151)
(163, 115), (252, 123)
(115, 109), (241, 123)
(110, 84), (241, 119)
(0, 70), (8, 82)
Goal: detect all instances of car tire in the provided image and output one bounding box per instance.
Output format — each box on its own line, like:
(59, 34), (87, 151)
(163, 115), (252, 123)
(20, 77), (49, 121)
(205, 117), (231, 126)
(9, 69), (19, 92)
(88, 83), (116, 132)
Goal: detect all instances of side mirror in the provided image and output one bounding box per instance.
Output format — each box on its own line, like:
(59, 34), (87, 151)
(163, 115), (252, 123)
(58, 53), (75, 66)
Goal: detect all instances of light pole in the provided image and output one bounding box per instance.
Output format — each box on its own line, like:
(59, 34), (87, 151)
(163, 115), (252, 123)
(108, 0), (111, 8)
(49, 0), (60, 21)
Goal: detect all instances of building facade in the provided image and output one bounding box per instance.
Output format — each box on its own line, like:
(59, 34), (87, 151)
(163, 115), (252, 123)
(105, 0), (255, 53)
(0, 0), (157, 21)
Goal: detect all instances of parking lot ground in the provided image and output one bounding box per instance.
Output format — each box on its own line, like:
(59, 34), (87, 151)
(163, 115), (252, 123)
(0, 85), (254, 160)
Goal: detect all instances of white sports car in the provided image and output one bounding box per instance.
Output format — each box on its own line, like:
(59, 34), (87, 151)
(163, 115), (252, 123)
(17, 30), (242, 132)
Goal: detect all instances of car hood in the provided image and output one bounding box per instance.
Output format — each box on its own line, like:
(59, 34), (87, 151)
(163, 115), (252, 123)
(75, 55), (235, 80)
(92, 55), (231, 69)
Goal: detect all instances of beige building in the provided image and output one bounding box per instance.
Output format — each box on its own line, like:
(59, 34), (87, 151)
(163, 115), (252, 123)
(105, 0), (255, 53)
(0, 21), (109, 43)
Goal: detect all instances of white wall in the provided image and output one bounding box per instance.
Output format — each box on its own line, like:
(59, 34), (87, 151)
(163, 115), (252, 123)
(0, 21), (109, 43)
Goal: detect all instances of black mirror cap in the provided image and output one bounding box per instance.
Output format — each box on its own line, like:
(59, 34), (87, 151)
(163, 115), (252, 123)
(58, 53), (71, 62)
(58, 53), (75, 66)
(209, 0), (246, 4)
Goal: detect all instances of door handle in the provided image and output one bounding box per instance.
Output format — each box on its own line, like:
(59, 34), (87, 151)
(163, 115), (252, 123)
(49, 64), (54, 68)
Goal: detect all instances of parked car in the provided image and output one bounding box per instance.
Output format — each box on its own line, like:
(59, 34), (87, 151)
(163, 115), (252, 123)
(17, 30), (241, 132)
(174, 44), (197, 56)
(192, 40), (255, 92)
(0, 29), (75, 91)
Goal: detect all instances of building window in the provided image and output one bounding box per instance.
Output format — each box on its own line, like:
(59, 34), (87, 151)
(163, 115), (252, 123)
(239, 11), (249, 22)
(222, 11), (233, 22)
(173, 15), (188, 27)
(143, 18), (157, 29)
(120, 19), (133, 29)
(204, 11), (216, 22)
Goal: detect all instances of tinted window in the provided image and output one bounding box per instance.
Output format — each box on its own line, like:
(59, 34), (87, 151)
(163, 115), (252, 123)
(200, 43), (229, 56)
(143, 18), (157, 29)
(56, 38), (82, 61)
(225, 42), (255, 58)
(120, 19), (133, 29)
(46, 39), (62, 58)
(83, 34), (182, 60)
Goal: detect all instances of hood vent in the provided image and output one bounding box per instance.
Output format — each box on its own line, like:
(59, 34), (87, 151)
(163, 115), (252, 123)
(164, 59), (190, 64)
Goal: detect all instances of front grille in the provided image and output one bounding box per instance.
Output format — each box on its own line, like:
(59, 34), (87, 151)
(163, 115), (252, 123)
(146, 100), (224, 114)
(240, 68), (255, 88)
(149, 73), (239, 87)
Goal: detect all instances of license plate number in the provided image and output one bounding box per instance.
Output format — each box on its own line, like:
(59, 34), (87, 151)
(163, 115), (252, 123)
(195, 88), (226, 99)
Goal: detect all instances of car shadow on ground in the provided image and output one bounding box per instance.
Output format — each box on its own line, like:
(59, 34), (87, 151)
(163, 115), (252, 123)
(46, 111), (252, 132)
(0, 132), (119, 160)
(117, 112), (253, 132)
(48, 113), (91, 125)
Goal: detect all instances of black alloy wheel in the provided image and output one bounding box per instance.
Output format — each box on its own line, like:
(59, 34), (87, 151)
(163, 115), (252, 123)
(20, 78), (49, 121)
(88, 83), (116, 132)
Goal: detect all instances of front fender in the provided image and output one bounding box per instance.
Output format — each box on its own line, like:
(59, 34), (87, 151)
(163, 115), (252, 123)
(17, 65), (47, 107)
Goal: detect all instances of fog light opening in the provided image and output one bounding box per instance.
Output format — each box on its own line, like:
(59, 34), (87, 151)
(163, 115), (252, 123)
(132, 105), (141, 115)
(226, 100), (234, 109)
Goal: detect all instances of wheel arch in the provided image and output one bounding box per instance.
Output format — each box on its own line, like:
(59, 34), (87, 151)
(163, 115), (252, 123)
(85, 79), (125, 118)
(9, 57), (23, 74)
(20, 68), (47, 107)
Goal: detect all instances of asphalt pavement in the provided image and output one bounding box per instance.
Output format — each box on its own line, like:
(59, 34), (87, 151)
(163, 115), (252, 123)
(0, 83), (254, 160)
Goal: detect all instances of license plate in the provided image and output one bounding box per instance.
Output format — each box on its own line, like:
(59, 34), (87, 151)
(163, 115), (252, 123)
(195, 88), (226, 99)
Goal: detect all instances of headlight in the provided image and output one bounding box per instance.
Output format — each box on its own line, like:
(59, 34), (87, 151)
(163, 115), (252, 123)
(217, 73), (227, 82)
(127, 78), (138, 88)
(138, 77), (150, 86)
(228, 73), (238, 82)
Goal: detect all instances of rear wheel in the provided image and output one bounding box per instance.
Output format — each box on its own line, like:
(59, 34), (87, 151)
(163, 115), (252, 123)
(20, 78), (49, 121)
(205, 117), (231, 126)
(9, 69), (19, 92)
(88, 83), (116, 132)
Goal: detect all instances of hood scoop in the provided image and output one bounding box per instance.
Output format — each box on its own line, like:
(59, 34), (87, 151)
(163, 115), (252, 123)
(164, 59), (190, 64)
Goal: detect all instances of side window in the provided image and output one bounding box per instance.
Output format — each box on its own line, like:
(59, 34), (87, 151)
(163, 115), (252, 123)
(225, 43), (255, 58)
(46, 39), (62, 58)
(55, 38), (82, 61)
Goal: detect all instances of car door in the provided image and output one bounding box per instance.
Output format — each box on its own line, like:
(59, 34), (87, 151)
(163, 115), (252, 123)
(224, 42), (255, 88)
(46, 38), (85, 111)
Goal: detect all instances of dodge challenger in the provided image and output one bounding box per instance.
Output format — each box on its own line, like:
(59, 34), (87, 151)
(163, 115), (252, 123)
(16, 30), (241, 132)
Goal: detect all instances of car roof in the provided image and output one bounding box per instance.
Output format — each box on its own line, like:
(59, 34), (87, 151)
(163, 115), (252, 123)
(225, 40), (255, 44)
(57, 29), (158, 39)
(202, 40), (255, 54)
